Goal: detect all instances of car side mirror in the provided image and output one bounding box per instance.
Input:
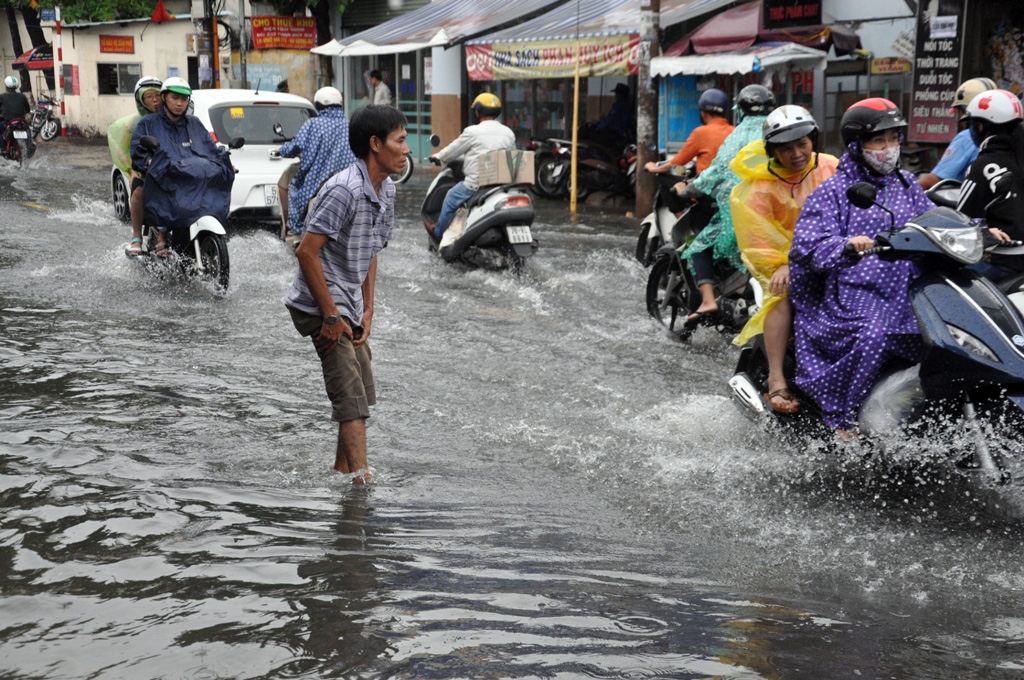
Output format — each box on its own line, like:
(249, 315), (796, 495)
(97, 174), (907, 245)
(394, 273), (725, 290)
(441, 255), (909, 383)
(140, 135), (160, 150)
(228, 137), (245, 150)
(430, 133), (441, 148)
(847, 182), (877, 210)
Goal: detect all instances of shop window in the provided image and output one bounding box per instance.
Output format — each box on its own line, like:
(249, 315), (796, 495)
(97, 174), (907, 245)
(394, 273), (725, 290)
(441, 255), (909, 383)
(97, 62), (141, 95)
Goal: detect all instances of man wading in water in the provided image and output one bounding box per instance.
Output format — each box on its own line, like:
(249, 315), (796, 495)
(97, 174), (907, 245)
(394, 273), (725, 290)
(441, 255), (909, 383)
(285, 105), (409, 483)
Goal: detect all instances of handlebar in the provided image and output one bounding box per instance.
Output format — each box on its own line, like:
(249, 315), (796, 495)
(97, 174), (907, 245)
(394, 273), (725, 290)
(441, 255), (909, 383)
(430, 158), (441, 166)
(843, 243), (891, 257)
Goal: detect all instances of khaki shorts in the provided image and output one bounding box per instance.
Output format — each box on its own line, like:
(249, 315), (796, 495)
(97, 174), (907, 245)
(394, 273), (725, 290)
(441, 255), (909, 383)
(288, 306), (375, 422)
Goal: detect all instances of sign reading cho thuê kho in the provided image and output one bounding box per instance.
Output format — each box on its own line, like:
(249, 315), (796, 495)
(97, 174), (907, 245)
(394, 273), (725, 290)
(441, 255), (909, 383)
(251, 16), (316, 50)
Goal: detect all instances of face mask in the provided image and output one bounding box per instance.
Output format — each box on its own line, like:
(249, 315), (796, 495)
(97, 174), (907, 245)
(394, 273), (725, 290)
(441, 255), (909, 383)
(862, 145), (901, 175)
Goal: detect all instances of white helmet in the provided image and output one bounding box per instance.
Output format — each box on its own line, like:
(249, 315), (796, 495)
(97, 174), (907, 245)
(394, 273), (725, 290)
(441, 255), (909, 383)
(314, 86), (342, 109)
(763, 105), (819, 156)
(4, 75), (18, 90)
(964, 89), (1024, 124)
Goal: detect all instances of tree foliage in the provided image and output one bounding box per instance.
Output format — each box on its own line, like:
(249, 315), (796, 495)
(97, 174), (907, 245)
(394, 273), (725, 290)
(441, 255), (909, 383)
(3, 0), (153, 24)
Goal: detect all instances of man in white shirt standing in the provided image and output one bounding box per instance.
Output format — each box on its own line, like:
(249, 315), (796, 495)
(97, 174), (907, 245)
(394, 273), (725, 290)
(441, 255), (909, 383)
(427, 93), (516, 239)
(370, 70), (392, 106)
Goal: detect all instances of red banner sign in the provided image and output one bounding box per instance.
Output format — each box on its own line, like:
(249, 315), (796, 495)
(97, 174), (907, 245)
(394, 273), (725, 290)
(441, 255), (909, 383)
(251, 16), (316, 50)
(99, 35), (135, 54)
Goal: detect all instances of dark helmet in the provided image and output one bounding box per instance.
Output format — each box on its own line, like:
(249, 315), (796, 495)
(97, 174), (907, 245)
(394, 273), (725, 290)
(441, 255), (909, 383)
(698, 88), (729, 115)
(763, 105), (819, 158)
(736, 84), (775, 116)
(839, 97), (907, 147)
(472, 92), (502, 118)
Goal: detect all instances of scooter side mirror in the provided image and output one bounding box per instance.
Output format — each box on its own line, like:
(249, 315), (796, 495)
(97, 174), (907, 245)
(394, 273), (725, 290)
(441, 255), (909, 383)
(273, 122), (285, 138)
(847, 182), (877, 210)
(228, 137), (245, 150)
(140, 135), (160, 151)
(429, 134), (441, 148)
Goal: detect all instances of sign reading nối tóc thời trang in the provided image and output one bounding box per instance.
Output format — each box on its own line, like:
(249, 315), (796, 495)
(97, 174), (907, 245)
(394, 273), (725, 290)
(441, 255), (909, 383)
(908, 4), (965, 143)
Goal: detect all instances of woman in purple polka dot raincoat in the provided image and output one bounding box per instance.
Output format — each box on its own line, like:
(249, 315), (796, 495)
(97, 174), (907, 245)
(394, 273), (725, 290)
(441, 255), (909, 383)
(789, 99), (934, 435)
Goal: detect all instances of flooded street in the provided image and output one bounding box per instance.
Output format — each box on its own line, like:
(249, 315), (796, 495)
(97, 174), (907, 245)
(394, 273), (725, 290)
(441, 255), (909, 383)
(5, 142), (1024, 679)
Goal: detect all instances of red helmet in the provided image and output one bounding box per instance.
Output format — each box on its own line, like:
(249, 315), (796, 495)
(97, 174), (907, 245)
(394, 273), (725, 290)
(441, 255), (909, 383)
(839, 98), (907, 147)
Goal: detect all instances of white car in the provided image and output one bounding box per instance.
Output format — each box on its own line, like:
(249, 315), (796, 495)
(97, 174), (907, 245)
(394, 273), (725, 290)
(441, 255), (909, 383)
(111, 88), (316, 225)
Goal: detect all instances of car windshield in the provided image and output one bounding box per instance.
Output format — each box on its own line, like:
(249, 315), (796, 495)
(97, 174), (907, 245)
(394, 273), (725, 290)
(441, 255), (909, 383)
(207, 103), (314, 145)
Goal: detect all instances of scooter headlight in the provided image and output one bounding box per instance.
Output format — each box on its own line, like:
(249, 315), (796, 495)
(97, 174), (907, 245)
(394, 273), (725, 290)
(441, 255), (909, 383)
(945, 323), (999, 362)
(928, 226), (983, 264)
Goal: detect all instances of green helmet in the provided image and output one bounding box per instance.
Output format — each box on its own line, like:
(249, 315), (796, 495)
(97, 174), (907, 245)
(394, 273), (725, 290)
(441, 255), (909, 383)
(161, 76), (192, 97)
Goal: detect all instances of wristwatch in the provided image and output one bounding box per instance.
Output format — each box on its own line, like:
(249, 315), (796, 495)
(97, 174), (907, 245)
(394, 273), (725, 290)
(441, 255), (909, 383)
(324, 314), (342, 325)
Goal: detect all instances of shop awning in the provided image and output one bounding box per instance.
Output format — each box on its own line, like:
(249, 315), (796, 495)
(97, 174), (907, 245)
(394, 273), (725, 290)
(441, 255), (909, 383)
(651, 41), (826, 77)
(464, 0), (736, 80)
(664, 0), (861, 57)
(12, 44), (53, 70)
(311, 0), (564, 57)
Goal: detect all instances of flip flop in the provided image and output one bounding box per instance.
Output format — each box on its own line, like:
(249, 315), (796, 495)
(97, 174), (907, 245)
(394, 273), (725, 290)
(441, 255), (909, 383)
(683, 309), (718, 330)
(765, 387), (800, 414)
(127, 237), (143, 256)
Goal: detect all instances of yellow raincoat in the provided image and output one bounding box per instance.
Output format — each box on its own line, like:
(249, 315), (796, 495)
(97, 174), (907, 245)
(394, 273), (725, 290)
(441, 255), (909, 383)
(730, 140), (839, 345)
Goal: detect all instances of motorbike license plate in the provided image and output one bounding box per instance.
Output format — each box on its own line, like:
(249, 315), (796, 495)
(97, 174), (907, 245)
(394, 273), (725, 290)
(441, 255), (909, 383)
(264, 184), (279, 206)
(506, 225), (533, 244)
(13, 131), (28, 139)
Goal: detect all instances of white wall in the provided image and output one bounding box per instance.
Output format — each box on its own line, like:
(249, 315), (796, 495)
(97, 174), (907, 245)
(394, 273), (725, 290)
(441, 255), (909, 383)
(824, 0), (916, 58)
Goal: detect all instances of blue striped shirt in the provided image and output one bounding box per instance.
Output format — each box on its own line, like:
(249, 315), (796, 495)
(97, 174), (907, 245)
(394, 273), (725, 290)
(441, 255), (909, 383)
(285, 159), (394, 322)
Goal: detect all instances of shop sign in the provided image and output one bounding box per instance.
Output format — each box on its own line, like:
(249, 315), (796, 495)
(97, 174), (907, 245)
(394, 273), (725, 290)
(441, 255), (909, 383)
(909, 6), (965, 143)
(467, 34), (640, 81)
(763, 0), (821, 30)
(871, 57), (911, 75)
(99, 35), (135, 54)
(250, 16), (316, 50)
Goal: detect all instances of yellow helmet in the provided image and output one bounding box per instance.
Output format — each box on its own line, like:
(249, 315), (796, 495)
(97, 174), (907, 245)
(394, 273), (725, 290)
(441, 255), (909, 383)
(472, 92), (502, 117)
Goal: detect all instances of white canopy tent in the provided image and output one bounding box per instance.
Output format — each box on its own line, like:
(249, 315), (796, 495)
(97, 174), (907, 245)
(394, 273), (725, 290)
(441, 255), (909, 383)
(651, 42), (826, 77)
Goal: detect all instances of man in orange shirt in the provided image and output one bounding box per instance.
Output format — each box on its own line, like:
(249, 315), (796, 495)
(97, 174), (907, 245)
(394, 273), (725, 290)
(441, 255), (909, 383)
(644, 88), (733, 215)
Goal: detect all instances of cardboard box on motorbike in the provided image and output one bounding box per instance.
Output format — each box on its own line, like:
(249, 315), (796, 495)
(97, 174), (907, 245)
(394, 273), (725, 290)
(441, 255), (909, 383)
(477, 149), (534, 186)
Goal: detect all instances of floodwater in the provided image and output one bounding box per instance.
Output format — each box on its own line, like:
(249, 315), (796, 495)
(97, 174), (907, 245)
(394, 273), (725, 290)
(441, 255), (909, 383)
(3, 144), (1024, 679)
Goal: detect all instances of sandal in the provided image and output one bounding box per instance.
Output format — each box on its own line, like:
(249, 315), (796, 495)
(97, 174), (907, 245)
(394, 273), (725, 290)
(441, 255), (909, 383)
(765, 387), (800, 414)
(683, 309), (718, 330)
(153, 243), (171, 259)
(127, 237), (143, 256)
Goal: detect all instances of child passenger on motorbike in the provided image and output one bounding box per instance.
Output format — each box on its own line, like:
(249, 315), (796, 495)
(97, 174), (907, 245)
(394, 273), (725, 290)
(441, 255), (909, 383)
(729, 106), (839, 414)
(678, 84), (775, 327)
(107, 76), (163, 256)
(789, 99), (934, 437)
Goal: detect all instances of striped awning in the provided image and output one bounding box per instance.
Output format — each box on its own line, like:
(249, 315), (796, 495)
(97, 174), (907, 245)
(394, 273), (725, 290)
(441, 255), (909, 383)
(311, 0), (564, 57)
(464, 0), (736, 80)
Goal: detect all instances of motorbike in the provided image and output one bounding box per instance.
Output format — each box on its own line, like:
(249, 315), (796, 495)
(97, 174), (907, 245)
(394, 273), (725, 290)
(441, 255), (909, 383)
(530, 129), (630, 200)
(1, 118), (34, 167)
(29, 96), (60, 141)
(423, 134), (537, 272)
(531, 137), (573, 199)
(127, 135), (241, 294)
(578, 143), (637, 200)
(389, 153), (414, 184)
(645, 180), (760, 340)
(635, 160), (696, 267)
(728, 179), (1024, 485)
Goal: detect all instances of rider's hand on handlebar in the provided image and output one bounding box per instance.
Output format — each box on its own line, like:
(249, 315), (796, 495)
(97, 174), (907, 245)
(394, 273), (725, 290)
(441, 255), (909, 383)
(428, 155), (441, 166)
(644, 161), (660, 173)
(671, 180), (687, 195)
(846, 236), (875, 253)
(989, 227), (1012, 243)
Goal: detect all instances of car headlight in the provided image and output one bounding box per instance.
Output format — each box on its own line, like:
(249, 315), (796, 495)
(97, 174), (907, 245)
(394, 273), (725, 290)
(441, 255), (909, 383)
(929, 226), (983, 264)
(946, 323), (999, 362)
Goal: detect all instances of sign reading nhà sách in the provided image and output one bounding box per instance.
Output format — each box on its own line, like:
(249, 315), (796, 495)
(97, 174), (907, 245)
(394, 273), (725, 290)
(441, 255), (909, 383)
(466, 35), (640, 81)
(99, 35), (135, 54)
(250, 16), (316, 50)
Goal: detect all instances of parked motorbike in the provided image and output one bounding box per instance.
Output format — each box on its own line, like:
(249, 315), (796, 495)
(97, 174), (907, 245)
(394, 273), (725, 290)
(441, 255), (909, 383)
(578, 143), (637, 199)
(2, 118), (34, 167)
(635, 160), (696, 267)
(531, 137), (573, 199)
(30, 95), (60, 141)
(645, 180), (760, 340)
(127, 135), (240, 294)
(728, 179), (1024, 485)
(530, 131), (629, 200)
(423, 134), (537, 272)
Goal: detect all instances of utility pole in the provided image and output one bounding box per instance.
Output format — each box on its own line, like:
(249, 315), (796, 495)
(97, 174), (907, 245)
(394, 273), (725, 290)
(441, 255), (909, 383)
(239, 0), (247, 87)
(635, 0), (660, 217)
